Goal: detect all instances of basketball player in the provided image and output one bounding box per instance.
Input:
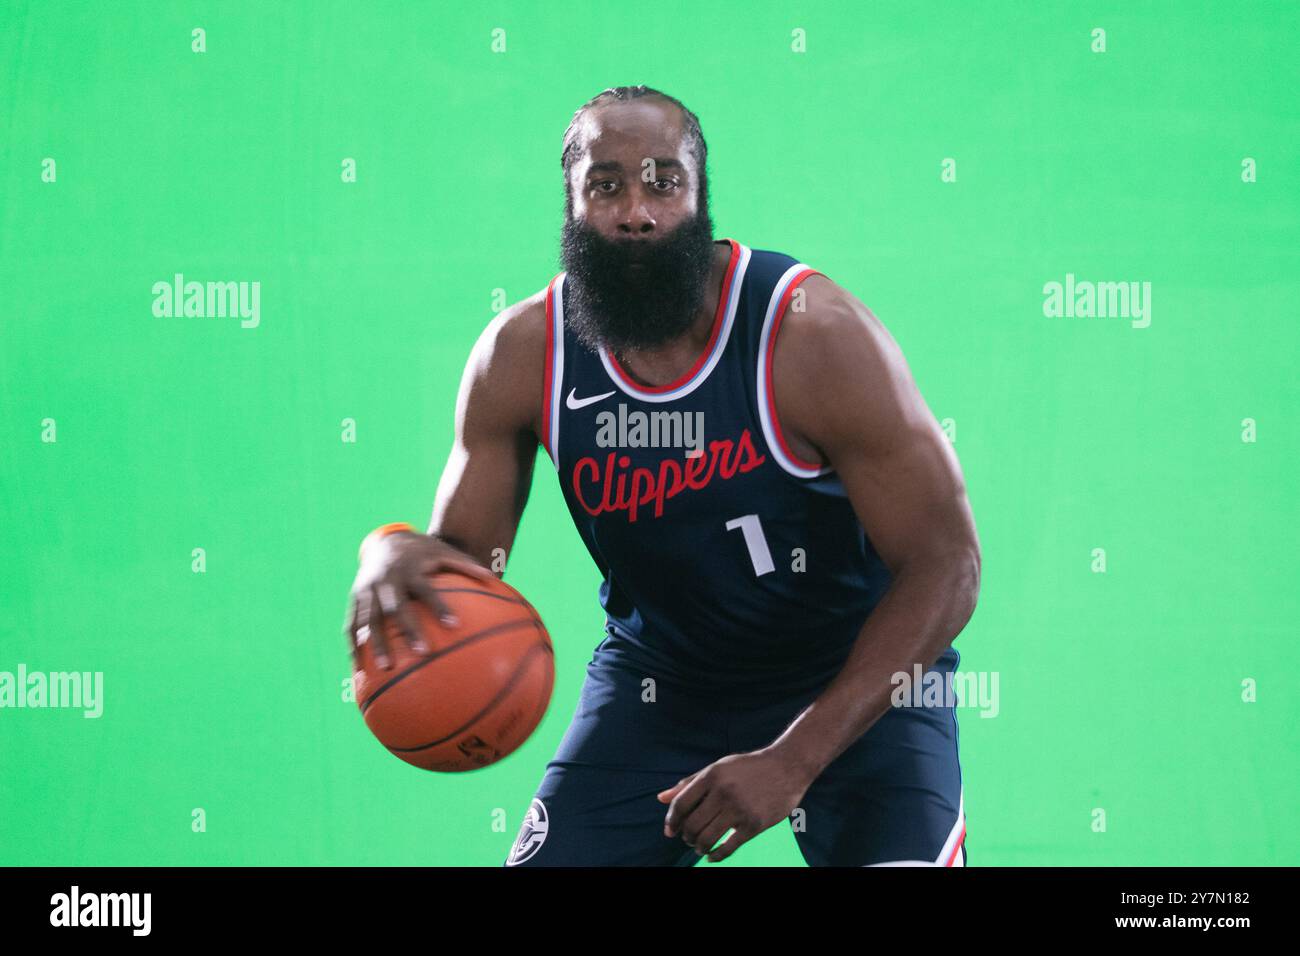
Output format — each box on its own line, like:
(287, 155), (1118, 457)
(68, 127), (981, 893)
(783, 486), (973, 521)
(345, 86), (981, 866)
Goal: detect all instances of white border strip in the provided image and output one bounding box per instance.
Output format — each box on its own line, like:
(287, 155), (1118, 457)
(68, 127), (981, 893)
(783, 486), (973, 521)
(756, 263), (833, 478)
(545, 276), (566, 471)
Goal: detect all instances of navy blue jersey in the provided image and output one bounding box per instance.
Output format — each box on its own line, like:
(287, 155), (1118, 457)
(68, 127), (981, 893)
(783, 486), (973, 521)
(539, 237), (906, 701)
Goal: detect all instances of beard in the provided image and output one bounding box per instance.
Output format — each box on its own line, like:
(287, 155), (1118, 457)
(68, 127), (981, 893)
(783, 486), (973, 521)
(559, 205), (718, 354)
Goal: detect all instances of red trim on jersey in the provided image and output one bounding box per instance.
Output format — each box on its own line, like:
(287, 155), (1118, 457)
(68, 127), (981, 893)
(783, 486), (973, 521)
(541, 275), (558, 461)
(602, 238), (740, 394)
(944, 826), (966, 867)
(763, 268), (827, 471)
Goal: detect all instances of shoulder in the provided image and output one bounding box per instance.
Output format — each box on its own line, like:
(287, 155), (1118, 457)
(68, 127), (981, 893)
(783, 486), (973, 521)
(777, 273), (901, 369)
(770, 271), (922, 461)
(458, 284), (552, 437)
(470, 285), (549, 372)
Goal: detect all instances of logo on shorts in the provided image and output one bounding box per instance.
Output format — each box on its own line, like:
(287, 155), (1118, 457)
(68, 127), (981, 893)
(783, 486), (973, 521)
(506, 797), (549, 866)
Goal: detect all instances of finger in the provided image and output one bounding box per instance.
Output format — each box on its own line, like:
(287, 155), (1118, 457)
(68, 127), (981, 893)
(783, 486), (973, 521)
(376, 581), (425, 656)
(344, 595), (362, 671)
(657, 772), (696, 803)
(410, 575), (460, 628)
(389, 580), (431, 653)
(663, 774), (711, 837)
(692, 812), (732, 858)
(437, 556), (498, 584)
(706, 826), (751, 863)
(678, 793), (724, 848)
(367, 585), (393, 669)
(343, 594), (359, 640)
(393, 594), (430, 654)
(350, 588), (374, 661)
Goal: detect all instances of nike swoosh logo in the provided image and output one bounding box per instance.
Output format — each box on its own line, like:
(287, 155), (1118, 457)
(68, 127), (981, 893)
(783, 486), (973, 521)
(566, 387), (616, 410)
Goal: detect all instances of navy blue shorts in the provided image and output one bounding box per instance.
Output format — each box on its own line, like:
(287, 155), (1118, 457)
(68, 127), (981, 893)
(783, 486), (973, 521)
(504, 642), (967, 867)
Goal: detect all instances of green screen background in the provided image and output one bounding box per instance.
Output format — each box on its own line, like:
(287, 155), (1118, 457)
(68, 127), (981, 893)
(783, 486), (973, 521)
(1, 0), (1295, 866)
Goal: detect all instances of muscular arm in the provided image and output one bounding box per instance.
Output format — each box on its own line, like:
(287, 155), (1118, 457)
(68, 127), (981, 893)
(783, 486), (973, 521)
(427, 295), (547, 573)
(764, 274), (982, 782)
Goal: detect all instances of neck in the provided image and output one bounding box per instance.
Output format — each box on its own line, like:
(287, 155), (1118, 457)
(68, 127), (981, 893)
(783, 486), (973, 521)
(610, 241), (728, 385)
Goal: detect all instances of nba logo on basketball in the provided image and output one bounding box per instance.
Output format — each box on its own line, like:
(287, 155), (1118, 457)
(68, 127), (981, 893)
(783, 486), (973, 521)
(506, 798), (549, 866)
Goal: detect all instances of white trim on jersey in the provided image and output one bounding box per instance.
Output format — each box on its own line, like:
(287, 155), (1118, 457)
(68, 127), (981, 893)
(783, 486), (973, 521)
(756, 263), (835, 479)
(594, 242), (752, 403)
(545, 276), (566, 471)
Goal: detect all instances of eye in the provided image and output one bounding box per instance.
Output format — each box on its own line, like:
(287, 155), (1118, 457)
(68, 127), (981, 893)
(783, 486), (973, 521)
(653, 179), (678, 192)
(593, 180), (618, 194)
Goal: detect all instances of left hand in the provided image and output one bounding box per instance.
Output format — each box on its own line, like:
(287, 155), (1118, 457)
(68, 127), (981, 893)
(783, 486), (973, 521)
(657, 747), (815, 862)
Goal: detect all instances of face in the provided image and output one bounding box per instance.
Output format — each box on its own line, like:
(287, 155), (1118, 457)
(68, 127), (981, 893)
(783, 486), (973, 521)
(560, 99), (717, 353)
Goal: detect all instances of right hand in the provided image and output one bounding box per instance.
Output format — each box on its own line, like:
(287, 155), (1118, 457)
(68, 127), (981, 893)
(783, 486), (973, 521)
(344, 530), (498, 671)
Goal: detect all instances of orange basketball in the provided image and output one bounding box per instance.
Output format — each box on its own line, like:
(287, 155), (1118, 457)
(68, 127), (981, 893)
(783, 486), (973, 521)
(353, 570), (554, 772)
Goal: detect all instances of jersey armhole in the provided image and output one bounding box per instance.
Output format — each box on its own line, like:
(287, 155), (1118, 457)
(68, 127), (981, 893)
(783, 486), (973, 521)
(756, 264), (835, 479)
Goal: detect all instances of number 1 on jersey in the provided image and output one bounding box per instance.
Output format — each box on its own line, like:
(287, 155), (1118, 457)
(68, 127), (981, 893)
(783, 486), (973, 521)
(725, 514), (775, 577)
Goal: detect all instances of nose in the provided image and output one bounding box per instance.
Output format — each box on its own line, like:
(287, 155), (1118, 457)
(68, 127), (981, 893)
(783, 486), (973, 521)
(616, 196), (655, 236)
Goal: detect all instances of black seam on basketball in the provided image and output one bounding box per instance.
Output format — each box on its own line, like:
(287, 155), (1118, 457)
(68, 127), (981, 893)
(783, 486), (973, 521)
(359, 617), (541, 714)
(384, 641), (553, 753)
